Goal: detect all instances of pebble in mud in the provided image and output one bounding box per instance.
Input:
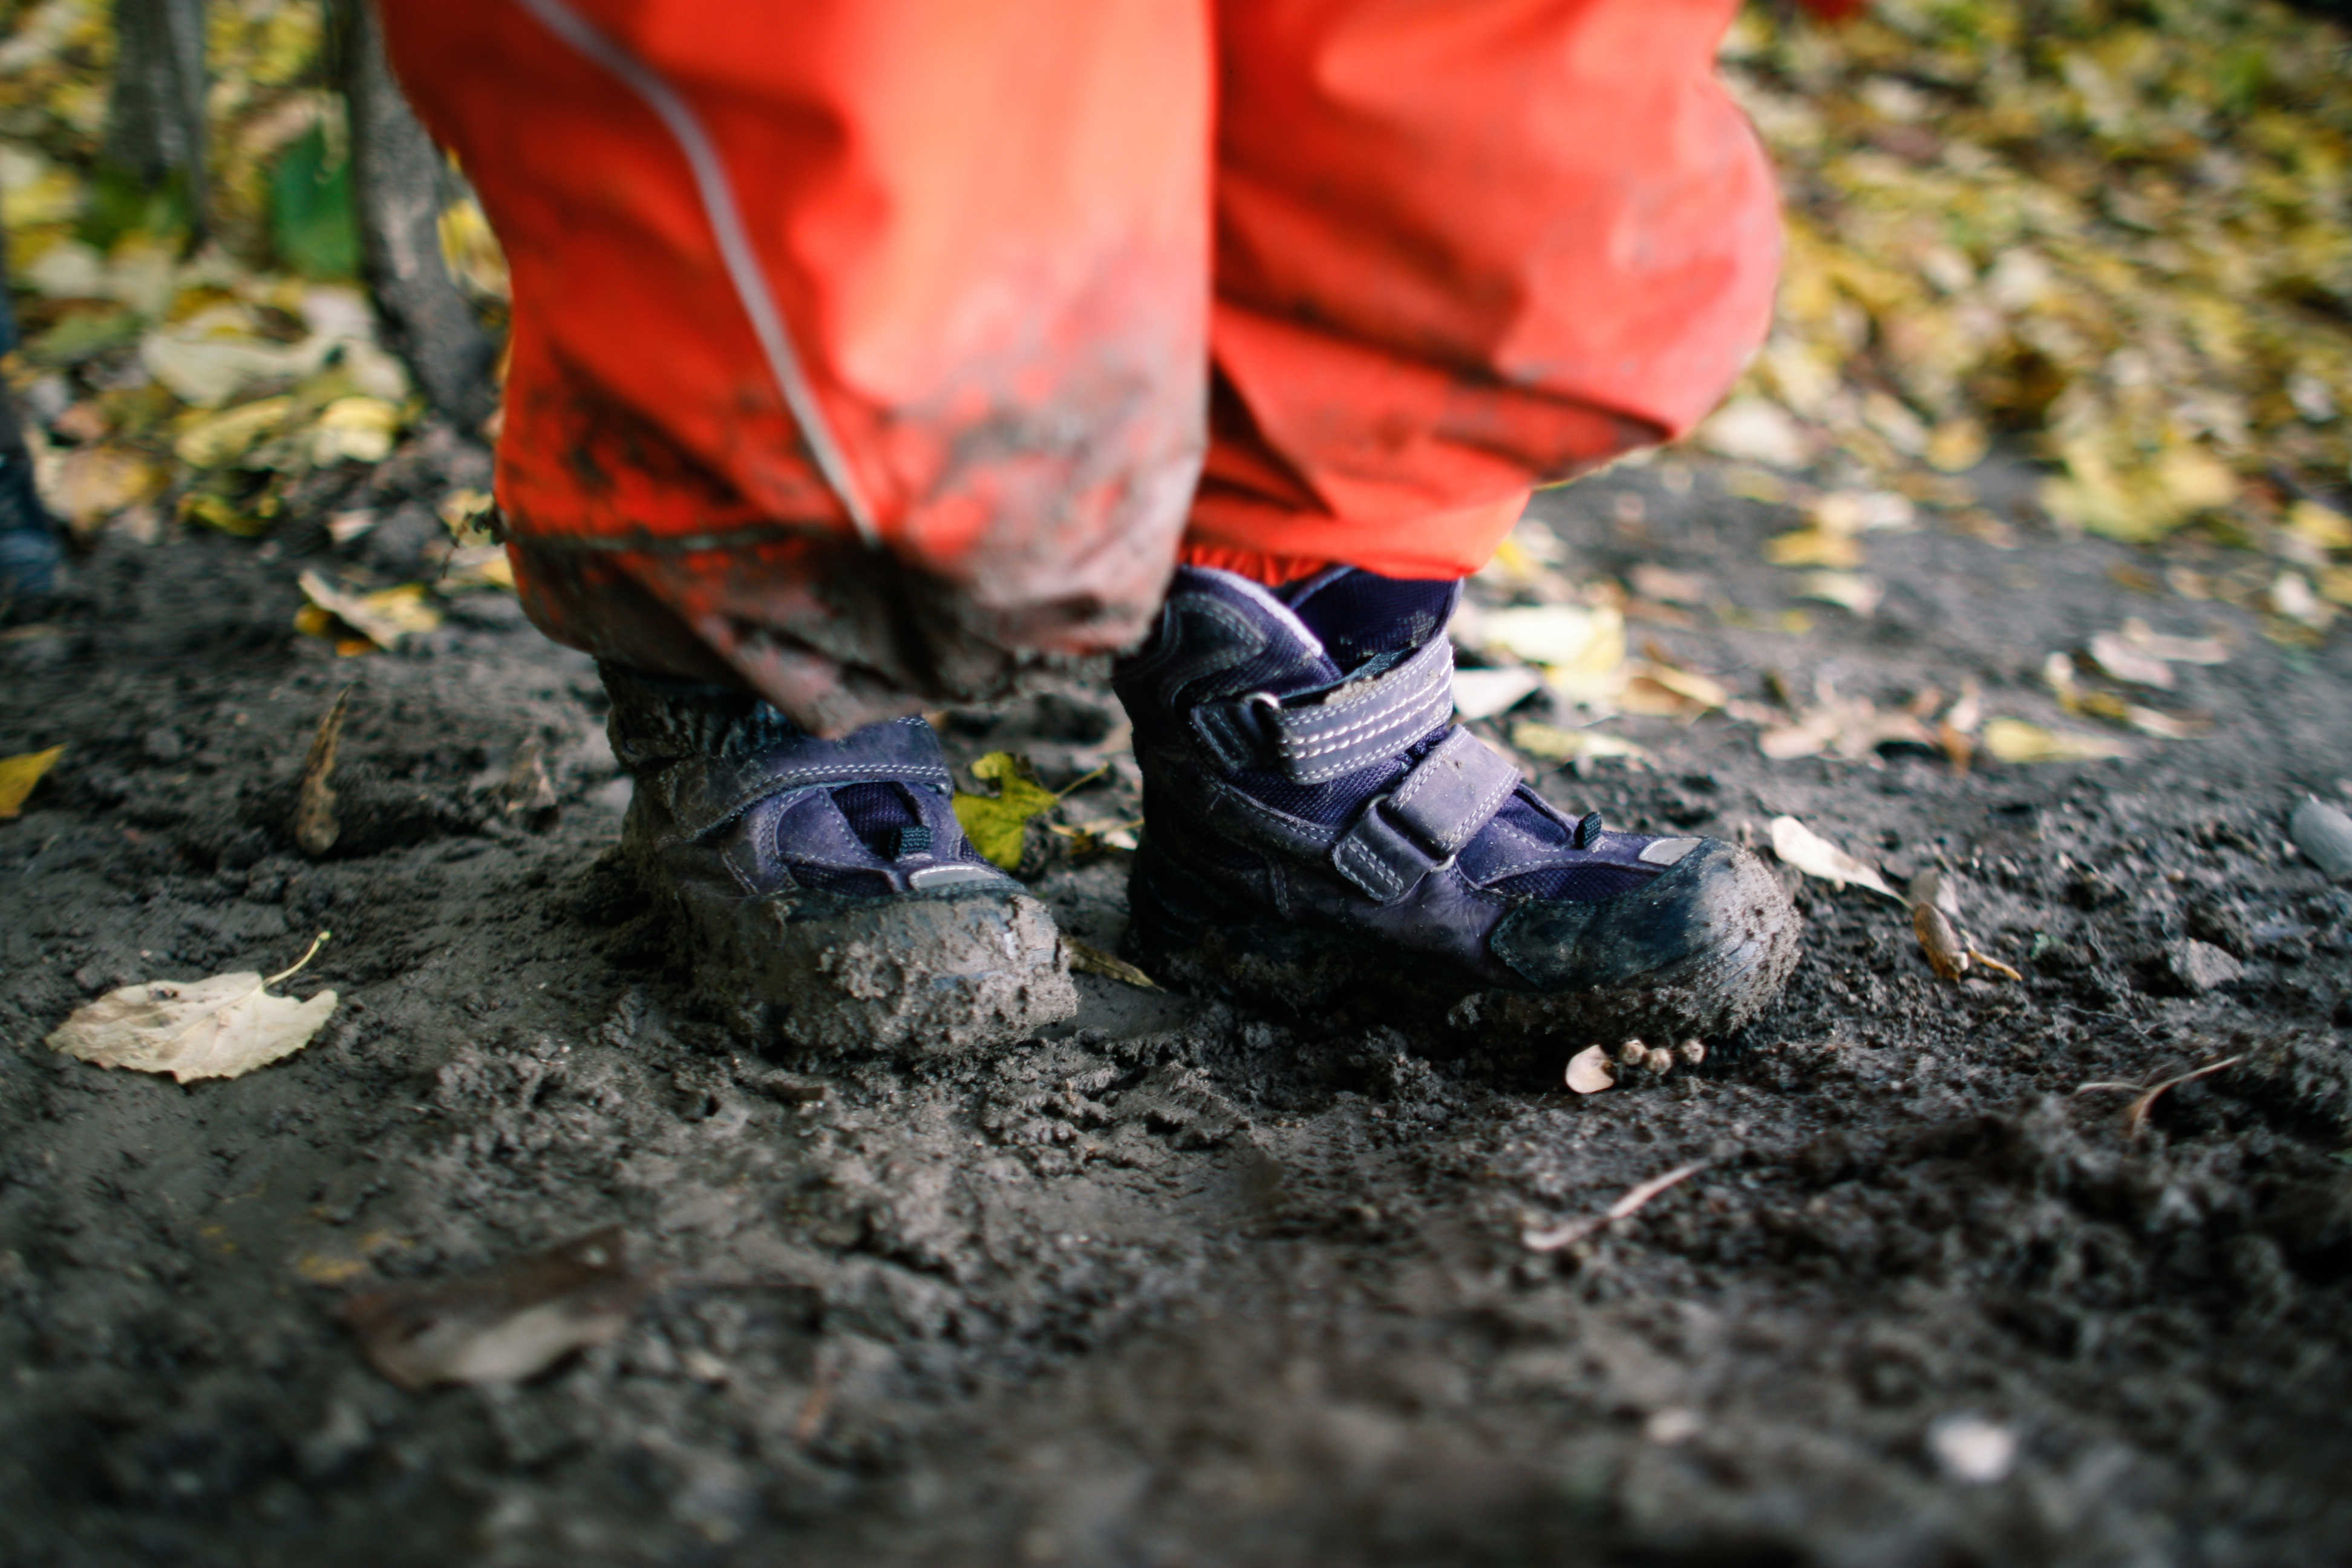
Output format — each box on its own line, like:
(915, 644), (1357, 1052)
(2292, 797), (2352, 880)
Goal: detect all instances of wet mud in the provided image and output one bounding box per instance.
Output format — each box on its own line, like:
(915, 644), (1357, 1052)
(3, 448), (2350, 1566)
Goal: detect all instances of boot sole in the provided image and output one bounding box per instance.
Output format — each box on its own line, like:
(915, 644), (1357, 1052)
(671, 883), (1077, 1055)
(1123, 849), (1799, 1050)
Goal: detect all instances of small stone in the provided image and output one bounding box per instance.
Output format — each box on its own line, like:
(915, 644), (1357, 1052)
(141, 726), (185, 763)
(2167, 939), (2245, 995)
(2290, 797), (2352, 881)
(1927, 1414), (2016, 1484)
(1642, 1047), (1674, 1075)
(1676, 1039), (1707, 1066)
(1616, 1039), (1649, 1066)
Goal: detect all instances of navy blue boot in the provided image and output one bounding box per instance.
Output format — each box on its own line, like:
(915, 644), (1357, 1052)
(1113, 567), (1798, 1046)
(604, 665), (1076, 1052)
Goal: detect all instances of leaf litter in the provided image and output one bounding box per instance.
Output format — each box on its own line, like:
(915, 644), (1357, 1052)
(47, 931), (336, 1083)
(0, 744), (65, 817)
(1769, 814), (1902, 901)
(338, 1226), (656, 1390)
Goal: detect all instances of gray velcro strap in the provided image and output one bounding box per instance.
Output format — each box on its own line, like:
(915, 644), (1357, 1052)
(1385, 728), (1521, 855)
(1328, 728), (1521, 903)
(1257, 636), (1455, 784)
(655, 717), (953, 839)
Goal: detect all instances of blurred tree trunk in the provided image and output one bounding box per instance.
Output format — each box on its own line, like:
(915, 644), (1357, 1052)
(104, 0), (209, 235)
(328, 0), (498, 431)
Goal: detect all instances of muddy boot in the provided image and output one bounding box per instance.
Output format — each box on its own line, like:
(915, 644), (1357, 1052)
(604, 664), (1077, 1053)
(1113, 567), (1800, 1046)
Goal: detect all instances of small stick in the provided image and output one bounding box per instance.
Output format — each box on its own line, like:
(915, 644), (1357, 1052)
(2074, 1054), (2244, 1138)
(1967, 949), (2023, 981)
(265, 930), (332, 987)
(1523, 1159), (1712, 1253)
(293, 685), (353, 857)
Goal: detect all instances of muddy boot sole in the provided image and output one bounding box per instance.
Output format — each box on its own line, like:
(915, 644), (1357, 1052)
(1123, 848), (1799, 1050)
(668, 883), (1077, 1055)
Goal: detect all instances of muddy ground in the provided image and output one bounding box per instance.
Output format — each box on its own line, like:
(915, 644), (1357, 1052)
(2, 439), (2350, 1568)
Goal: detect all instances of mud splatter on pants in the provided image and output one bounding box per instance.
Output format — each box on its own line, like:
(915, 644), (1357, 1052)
(379, 0), (1780, 734)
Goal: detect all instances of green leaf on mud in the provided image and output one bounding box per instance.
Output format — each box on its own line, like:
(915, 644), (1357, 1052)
(952, 752), (1056, 871)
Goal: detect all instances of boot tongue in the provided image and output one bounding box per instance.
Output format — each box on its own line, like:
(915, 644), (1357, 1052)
(1281, 568), (1461, 670)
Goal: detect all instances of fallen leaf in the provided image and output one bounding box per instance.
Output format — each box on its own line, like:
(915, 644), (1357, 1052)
(174, 396), (298, 468)
(952, 752), (1057, 871)
(46, 932), (336, 1083)
(1765, 528), (1865, 568)
(1065, 937), (1157, 989)
(297, 572), (442, 650)
(0, 744), (66, 817)
(1450, 665), (1543, 721)
(1628, 564), (1710, 605)
(1564, 1044), (1617, 1095)
(310, 395), (401, 465)
(2118, 619), (2226, 665)
(293, 687), (351, 857)
(1510, 722), (1650, 767)
(1769, 815), (1901, 901)
(1471, 603), (1622, 670)
(1696, 395), (1810, 468)
(1979, 718), (2130, 765)
(440, 544), (517, 591)
(1619, 657), (1728, 717)
(1793, 570), (1883, 615)
(45, 445), (162, 534)
(339, 1227), (653, 1390)
(2085, 630), (2174, 689)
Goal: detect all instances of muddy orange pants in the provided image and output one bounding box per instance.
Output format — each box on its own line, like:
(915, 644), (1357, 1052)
(380, 0), (1778, 733)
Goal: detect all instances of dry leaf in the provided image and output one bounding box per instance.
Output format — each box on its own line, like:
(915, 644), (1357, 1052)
(1980, 718), (2130, 765)
(0, 744), (65, 817)
(47, 932), (336, 1083)
(310, 396), (402, 465)
(1765, 528), (1864, 569)
(1471, 603), (1622, 669)
(174, 396), (297, 468)
(1628, 564), (1709, 606)
(293, 688), (351, 857)
(1450, 665), (1543, 721)
(1768, 815), (1901, 901)
(2119, 619), (2226, 665)
(1065, 937), (1157, 989)
(46, 446), (162, 534)
(1794, 570), (1883, 615)
(2085, 631), (2174, 690)
(296, 572), (442, 651)
(1510, 722), (1650, 768)
(1914, 901), (1969, 981)
(1564, 1044), (1617, 1095)
(339, 1227), (654, 1390)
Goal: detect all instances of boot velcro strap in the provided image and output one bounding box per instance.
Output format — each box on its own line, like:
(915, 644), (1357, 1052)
(1330, 728), (1522, 903)
(650, 717), (954, 840)
(1198, 635), (1455, 785)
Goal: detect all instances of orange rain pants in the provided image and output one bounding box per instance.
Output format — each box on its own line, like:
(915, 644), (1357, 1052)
(379, 0), (1779, 734)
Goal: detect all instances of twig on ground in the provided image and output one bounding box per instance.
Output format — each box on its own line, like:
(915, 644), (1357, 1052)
(1966, 949), (2023, 981)
(1522, 1159), (1713, 1252)
(2073, 1054), (2244, 1137)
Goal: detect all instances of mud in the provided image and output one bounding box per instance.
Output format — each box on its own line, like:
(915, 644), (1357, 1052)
(4, 442), (2351, 1567)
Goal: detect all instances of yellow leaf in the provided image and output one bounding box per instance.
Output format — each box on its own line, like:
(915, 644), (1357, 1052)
(310, 396), (402, 465)
(1509, 723), (1650, 766)
(45, 446), (162, 534)
(2287, 499), (2352, 553)
(1981, 718), (2131, 765)
(296, 573), (442, 651)
(1765, 529), (1864, 568)
(0, 745), (65, 817)
(175, 397), (297, 468)
(2320, 566), (2352, 608)
(952, 752), (1057, 871)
